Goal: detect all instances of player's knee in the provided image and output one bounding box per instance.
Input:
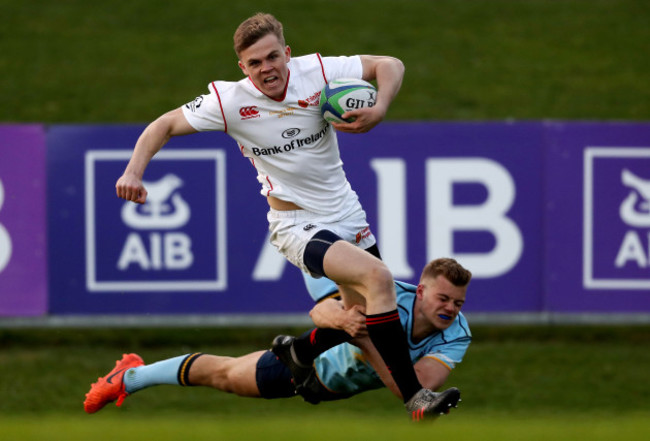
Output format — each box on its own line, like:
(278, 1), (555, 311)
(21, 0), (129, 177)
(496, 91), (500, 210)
(204, 356), (235, 391)
(364, 261), (395, 300)
(222, 371), (241, 393)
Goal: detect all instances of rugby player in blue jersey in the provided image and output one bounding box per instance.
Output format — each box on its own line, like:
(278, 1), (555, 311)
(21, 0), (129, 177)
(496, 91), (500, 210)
(84, 258), (471, 420)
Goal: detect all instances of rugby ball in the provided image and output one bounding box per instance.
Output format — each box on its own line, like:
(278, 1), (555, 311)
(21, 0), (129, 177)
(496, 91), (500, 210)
(319, 78), (377, 123)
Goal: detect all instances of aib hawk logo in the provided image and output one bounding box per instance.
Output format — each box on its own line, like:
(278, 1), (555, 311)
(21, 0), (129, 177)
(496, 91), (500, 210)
(583, 147), (650, 289)
(619, 169), (650, 227)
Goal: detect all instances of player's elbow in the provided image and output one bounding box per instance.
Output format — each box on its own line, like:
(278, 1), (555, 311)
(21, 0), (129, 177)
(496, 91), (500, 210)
(390, 56), (405, 76)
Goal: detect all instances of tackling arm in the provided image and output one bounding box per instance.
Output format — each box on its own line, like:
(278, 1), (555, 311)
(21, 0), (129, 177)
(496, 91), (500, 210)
(357, 342), (452, 399)
(309, 298), (367, 339)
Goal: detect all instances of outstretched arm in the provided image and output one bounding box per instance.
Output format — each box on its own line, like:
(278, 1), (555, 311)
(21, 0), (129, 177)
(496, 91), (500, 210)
(309, 297), (453, 397)
(116, 107), (197, 204)
(355, 340), (452, 399)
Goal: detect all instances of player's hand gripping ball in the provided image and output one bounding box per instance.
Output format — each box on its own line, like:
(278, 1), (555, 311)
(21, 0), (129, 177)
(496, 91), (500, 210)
(319, 78), (377, 123)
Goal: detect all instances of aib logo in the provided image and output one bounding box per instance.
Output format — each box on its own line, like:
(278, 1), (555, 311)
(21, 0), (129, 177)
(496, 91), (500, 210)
(583, 147), (650, 289)
(0, 179), (11, 272)
(85, 149), (226, 292)
(239, 106), (260, 120)
(118, 174), (193, 270)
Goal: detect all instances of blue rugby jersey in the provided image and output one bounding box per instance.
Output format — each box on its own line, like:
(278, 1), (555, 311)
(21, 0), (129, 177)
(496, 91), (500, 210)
(309, 280), (472, 395)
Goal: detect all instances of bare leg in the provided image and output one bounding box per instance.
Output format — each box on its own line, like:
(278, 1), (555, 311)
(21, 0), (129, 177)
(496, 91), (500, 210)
(322, 240), (395, 313)
(321, 240), (422, 403)
(188, 351), (265, 397)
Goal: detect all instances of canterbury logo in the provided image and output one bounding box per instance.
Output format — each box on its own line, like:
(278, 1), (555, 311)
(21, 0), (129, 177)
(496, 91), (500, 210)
(239, 106), (260, 119)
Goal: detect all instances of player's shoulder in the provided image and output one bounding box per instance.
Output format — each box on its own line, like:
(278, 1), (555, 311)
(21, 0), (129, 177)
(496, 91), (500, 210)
(289, 53), (361, 73)
(289, 53), (324, 67)
(203, 78), (265, 112)
(395, 280), (417, 294)
(395, 281), (417, 315)
(207, 78), (250, 97)
(449, 312), (472, 339)
(287, 53), (329, 78)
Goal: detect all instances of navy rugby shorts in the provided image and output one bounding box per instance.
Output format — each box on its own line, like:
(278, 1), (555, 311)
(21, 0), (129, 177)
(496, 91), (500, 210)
(255, 351), (297, 399)
(255, 351), (351, 403)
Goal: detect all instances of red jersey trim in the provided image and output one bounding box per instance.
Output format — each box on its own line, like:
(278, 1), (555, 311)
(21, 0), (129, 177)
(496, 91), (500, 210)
(316, 53), (327, 83)
(265, 176), (274, 196)
(211, 81), (227, 133)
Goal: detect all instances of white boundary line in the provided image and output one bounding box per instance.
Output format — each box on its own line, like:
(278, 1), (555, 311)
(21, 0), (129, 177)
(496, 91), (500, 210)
(3, 312), (650, 328)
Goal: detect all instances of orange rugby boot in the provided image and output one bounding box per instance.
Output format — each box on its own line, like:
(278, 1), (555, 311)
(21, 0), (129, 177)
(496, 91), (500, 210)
(84, 353), (144, 414)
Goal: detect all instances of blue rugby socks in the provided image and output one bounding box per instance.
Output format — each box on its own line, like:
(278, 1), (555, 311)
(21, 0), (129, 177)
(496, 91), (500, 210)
(124, 353), (203, 394)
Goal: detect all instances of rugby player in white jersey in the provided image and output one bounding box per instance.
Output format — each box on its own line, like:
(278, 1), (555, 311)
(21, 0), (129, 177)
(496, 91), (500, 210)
(112, 12), (447, 420)
(85, 258), (471, 421)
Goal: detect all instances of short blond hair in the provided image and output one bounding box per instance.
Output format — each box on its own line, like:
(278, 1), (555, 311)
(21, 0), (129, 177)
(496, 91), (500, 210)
(234, 13), (285, 55)
(420, 258), (472, 287)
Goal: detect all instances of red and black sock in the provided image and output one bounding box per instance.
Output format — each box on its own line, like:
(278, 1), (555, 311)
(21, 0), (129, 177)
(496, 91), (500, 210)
(292, 328), (352, 365)
(366, 310), (421, 402)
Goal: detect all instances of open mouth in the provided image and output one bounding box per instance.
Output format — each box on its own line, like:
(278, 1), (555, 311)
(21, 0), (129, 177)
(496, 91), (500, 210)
(438, 314), (452, 320)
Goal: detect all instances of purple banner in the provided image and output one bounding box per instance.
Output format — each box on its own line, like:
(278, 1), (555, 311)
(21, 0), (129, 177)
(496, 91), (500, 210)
(0, 125), (48, 316)
(44, 122), (650, 316)
(47, 125), (306, 315)
(545, 122), (650, 312)
(339, 122), (545, 312)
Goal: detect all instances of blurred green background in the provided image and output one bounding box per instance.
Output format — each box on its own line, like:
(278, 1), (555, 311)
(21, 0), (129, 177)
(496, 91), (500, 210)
(1, 0), (650, 439)
(2, 0), (649, 122)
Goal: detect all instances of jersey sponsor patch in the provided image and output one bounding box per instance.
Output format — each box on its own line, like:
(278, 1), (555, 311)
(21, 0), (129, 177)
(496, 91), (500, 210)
(250, 126), (329, 157)
(185, 96), (203, 112)
(298, 90), (322, 108)
(269, 107), (297, 118)
(355, 226), (371, 243)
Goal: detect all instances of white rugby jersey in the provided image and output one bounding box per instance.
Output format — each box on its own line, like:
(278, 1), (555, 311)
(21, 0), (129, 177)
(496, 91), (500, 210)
(181, 54), (364, 216)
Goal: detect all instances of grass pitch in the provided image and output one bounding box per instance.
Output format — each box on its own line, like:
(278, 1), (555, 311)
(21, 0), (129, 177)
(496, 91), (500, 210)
(3, 413), (649, 441)
(1, 326), (649, 440)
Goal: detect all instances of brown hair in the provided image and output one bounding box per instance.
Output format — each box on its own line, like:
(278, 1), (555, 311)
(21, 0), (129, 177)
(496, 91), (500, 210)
(234, 13), (285, 55)
(420, 258), (472, 287)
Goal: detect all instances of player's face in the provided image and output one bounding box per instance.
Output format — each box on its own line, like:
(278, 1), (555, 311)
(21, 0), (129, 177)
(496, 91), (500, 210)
(416, 275), (466, 330)
(238, 33), (291, 100)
